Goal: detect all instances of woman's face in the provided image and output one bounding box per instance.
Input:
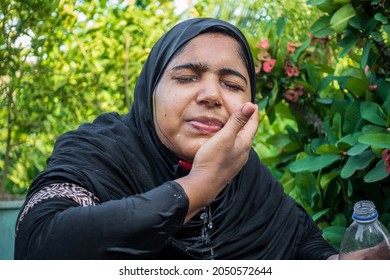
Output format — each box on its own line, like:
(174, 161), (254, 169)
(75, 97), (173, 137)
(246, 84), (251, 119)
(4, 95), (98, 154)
(154, 33), (252, 162)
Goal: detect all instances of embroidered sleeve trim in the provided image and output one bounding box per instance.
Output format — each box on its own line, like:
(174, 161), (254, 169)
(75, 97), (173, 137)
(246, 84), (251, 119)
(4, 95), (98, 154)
(16, 183), (100, 231)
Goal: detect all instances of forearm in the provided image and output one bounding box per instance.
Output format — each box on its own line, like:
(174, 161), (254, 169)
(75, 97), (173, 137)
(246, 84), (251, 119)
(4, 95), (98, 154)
(15, 182), (188, 259)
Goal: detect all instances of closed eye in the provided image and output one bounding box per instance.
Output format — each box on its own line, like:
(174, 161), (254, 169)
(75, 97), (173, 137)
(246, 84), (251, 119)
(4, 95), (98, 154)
(222, 81), (244, 92)
(174, 76), (198, 83)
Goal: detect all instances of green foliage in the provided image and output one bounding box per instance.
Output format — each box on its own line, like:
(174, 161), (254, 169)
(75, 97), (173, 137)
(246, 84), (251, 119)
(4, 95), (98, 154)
(0, 0), (178, 198)
(245, 0), (390, 248)
(192, 0), (323, 42)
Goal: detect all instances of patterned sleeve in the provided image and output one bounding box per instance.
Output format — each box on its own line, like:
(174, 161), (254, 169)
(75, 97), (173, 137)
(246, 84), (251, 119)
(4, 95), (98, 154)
(16, 183), (100, 231)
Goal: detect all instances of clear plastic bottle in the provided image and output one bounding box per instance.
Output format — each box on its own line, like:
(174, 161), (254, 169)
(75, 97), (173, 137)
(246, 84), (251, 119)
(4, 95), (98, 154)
(339, 200), (390, 260)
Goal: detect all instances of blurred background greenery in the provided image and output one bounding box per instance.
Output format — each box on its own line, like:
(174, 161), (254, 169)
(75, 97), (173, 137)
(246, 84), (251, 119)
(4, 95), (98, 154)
(1, 0), (389, 249)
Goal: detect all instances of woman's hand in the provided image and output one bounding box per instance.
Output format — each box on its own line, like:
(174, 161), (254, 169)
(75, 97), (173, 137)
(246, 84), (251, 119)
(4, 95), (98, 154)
(176, 102), (259, 222)
(338, 240), (390, 260)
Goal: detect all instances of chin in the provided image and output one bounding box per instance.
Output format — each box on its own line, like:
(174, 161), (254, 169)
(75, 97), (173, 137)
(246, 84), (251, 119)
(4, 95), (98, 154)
(179, 145), (203, 162)
(173, 137), (209, 162)
(180, 151), (197, 162)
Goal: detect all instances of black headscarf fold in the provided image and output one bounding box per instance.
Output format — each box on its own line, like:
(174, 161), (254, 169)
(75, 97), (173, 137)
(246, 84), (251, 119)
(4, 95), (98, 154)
(26, 18), (303, 259)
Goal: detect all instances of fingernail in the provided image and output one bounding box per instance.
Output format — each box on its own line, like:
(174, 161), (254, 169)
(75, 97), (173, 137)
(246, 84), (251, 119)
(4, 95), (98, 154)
(242, 103), (254, 116)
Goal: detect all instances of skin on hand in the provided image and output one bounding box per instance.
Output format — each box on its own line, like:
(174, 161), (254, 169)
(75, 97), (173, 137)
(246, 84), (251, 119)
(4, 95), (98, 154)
(153, 33), (258, 222)
(338, 240), (390, 260)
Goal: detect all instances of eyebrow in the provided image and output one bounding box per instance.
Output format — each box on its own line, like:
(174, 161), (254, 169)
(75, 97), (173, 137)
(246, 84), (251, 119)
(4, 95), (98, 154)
(169, 62), (248, 85)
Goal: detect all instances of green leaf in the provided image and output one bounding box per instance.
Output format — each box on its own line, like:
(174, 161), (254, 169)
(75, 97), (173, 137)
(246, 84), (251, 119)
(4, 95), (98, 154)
(360, 101), (386, 126)
(306, 0), (328, 5)
(323, 225), (346, 249)
(318, 74), (336, 92)
(338, 132), (362, 146)
(347, 143), (370, 156)
(332, 112), (342, 140)
(346, 76), (369, 96)
(266, 134), (291, 148)
(276, 17), (287, 37)
(364, 159), (389, 183)
(361, 41), (371, 69)
(290, 154), (341, 173)
(358, 133), (390, 149)
(320, 171), (340, 190)
(374, 13), (388, 24)
(384, 96), (390, 119)
(315, 98), (333, 105)
(279, 171), (296, 194)
(339, 33), (359, 58)
(310, 15), (333, 38)
(377, 79), (390, 104)
(349, 13), (374, 30)
(362, 125), (388, 134)
(324, 119), (338, 145)
(343, 102), (361, 134)
(307, 0), (338, 13)
(384, 25), (390, 37)
(257, 96), (269, 111)
(331, 214), (347, 227)
(295, 172), (317, 208)
(316, 144), (342, 154)
(306, 63), (320, 89)
(312, 208), (330, 222)
(284, 142), (302, 152)
(334, 0), (352, 3)
(371, 31), (383, 42)
(269, 78), (279, 107)
(340, 150), (377, 179)
(330, 4), (357, 33)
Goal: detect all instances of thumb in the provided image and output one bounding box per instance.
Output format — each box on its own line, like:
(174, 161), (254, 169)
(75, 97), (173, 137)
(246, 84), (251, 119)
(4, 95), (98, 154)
(224, 102), (257, 135)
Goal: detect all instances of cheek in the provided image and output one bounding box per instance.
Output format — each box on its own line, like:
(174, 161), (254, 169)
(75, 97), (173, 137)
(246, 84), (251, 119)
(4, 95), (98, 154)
(155, 98), (170, 131)
(154, 93), (181, 138)
(225, 95), (251, 113)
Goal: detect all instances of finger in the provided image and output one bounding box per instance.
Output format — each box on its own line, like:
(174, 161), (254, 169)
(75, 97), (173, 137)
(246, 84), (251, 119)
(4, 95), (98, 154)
(238, 103), (259, 141)
(222, 102), (257, 138)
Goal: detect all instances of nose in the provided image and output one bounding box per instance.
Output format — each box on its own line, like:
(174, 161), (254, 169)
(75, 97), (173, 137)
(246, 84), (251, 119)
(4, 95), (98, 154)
(196, 76), (223, 108)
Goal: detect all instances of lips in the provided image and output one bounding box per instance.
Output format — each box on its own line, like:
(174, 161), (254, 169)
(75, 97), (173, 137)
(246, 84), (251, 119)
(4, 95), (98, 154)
(189, 116), (224, 134)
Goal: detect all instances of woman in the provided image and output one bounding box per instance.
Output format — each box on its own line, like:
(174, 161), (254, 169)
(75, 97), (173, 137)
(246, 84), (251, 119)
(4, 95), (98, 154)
(14, 18), (338, 259)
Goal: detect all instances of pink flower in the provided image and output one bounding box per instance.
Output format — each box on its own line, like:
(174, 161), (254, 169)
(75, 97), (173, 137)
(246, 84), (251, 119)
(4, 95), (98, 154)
(285, 66), (295, 77)
(285, 89), (299, 102)
(294, 84), (304, 96)
(257, 51), (271, 61)
(262, 59), (276, 73)
(254, 61), (262, 74)
(382, 149), (390, 174)
(293, 66), (299, 76)
(285, 65), (299, 77)
(369, 84), (377, 90)
(287, 42), (299, 53)
(256, 38), (269, 51)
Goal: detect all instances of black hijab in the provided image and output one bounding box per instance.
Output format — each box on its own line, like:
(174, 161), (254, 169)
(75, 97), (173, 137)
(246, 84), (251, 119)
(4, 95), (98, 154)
(26, 18), (303, 259)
